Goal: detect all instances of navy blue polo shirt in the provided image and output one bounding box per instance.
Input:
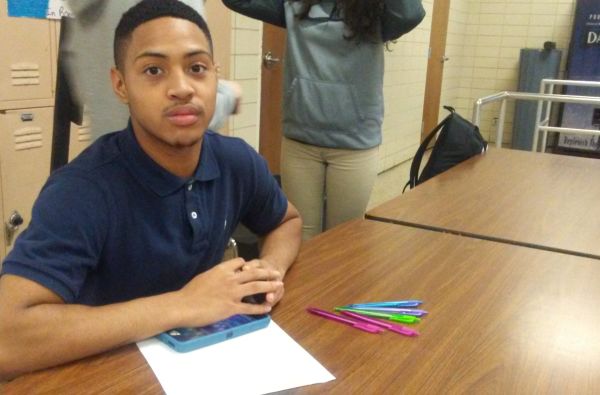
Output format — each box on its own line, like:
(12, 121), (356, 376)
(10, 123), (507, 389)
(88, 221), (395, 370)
(1, 126), (287, 305)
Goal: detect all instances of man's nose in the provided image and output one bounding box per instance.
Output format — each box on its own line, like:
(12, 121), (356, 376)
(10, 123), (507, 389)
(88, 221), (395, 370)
(167, 70), (194, 100)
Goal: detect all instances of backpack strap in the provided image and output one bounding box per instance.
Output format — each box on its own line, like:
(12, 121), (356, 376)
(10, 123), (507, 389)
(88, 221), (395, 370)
(404, 106), (455, 192)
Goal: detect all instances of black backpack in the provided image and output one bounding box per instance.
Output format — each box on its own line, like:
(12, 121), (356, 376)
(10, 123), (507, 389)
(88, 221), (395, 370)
(404, 106), (488, 191)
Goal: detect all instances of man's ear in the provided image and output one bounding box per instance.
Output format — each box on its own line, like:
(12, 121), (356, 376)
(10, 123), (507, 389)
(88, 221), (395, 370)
(110, 67), (129, 104)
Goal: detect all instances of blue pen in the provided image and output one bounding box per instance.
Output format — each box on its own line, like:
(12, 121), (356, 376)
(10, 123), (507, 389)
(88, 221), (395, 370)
(345, 306), (428, 316)
(349, 300), (422, 308)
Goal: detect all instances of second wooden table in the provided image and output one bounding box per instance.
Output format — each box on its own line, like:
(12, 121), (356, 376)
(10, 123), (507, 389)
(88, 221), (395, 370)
(367, 148), (600, 259)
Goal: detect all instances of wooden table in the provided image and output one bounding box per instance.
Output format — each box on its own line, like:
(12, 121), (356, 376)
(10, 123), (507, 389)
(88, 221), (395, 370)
(4, 220), (600, 394)
(367, 148), (600, 259)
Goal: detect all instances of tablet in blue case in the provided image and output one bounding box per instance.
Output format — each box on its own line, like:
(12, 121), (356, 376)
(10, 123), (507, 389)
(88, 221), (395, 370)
(158, 314), (270, 352)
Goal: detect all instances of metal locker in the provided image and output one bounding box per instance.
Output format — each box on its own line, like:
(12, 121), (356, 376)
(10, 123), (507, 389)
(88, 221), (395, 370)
(0, 163), (5, 262)
(68, 116), (92, 162)
(0, 107), (53, 257)
(0, 1), (54, 103)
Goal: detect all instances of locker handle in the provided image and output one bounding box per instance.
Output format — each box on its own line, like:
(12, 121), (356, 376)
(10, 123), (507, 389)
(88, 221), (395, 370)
(5, 211), (24, 245)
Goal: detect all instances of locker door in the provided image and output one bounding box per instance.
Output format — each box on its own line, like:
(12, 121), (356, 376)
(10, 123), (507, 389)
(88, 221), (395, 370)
(0, 162), (5, 262)
(0, 107), (53, 255)
(0, 1), (54, 102)
(68, 116), (92, 162)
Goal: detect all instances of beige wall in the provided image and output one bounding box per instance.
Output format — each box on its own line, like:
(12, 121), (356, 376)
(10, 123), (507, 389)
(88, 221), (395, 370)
(441, 0), (576, 146)
(229, 14), (263, 150)
(380, 0), (432, 172)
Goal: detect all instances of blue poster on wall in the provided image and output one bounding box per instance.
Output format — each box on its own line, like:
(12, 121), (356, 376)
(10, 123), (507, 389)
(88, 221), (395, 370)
(558, 0), (600, 151)
(7, 0), (50, 18)
(6, 0), (72, 19)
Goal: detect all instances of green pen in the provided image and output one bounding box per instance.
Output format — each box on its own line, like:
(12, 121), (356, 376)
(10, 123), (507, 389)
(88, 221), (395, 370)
(335, 307), (421, 324)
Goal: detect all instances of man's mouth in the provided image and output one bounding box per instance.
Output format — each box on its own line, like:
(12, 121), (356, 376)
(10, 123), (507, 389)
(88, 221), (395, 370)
(165, 105), (202, 127)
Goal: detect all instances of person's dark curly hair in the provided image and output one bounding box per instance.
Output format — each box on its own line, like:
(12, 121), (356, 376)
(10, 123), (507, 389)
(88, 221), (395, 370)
(296, 0), (386, 43)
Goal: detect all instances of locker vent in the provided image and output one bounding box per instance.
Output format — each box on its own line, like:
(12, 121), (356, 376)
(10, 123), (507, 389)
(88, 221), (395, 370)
(11, 63), (41, 86)
(77, 126), (92, 142)
(14, 127), (43, 150)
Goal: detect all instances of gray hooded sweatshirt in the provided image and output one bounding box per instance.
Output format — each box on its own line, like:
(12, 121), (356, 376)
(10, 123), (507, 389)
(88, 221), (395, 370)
(223, 0), (426, 149)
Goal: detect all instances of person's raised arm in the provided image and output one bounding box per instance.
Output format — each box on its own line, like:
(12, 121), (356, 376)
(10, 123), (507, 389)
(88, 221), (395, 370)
(209, 79), (242, 130)
(381, 0), (426, 42)
(0, 258), (282, 380)
(222, 0), (287, 28)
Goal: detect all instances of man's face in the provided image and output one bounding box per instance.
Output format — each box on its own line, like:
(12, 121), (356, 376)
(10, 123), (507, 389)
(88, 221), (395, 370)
(111, 17), (217, 151)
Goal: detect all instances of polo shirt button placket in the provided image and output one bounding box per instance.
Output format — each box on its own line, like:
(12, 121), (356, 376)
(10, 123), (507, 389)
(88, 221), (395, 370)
(184, 180), (206, 252)
(186, 181), (198, 221)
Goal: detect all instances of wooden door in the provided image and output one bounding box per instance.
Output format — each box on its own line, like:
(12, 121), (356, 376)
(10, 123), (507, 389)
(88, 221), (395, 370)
(259, 25), (286, 175)
(421, 0), (451, 140)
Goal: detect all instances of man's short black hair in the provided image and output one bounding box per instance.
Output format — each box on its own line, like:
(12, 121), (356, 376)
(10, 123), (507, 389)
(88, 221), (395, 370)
(114, 0), (213, 70)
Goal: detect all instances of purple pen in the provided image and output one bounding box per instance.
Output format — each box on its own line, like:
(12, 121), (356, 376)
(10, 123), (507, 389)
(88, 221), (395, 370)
(340, 310), (419, 337)
(307, 307), (384, 334)
(347, 307), (428, 316)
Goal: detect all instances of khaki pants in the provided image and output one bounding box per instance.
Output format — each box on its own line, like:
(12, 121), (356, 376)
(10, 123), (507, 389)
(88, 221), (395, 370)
(281, 137), (379, 240)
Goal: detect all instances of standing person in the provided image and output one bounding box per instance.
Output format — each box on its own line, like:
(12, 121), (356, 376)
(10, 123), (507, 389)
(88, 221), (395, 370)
(62, 0), (241, 139)
(222, 0), (426, 239)
(0, 0), (301, 379)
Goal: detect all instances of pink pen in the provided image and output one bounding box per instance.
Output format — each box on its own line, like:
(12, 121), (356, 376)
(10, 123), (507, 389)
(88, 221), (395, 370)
(307, 307), (384, 334)
(340, 310), (419, 337)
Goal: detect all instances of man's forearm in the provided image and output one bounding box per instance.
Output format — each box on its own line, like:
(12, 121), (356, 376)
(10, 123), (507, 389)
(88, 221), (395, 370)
(0, 286), (184, 380)
(0, 258), (282, 380)
(259, 214), (302, 277)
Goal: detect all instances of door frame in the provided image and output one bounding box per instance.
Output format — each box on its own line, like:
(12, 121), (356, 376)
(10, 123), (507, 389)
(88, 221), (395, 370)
(421, 0), (451, 141)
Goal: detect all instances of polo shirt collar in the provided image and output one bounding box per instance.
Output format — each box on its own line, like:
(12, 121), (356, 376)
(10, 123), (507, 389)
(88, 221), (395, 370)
(118, 123), (221, 197)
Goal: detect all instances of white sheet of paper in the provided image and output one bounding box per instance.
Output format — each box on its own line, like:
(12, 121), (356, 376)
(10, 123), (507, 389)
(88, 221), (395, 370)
(137, 321), (335, 395)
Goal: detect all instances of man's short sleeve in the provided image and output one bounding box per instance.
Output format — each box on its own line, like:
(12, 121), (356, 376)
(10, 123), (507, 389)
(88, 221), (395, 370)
(1, 173), (109, 302)
(238, 146), (288, 236)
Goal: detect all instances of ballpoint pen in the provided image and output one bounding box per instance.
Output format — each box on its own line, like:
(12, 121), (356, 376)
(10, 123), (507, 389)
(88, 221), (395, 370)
(340, 311), (420, 337)
(335, 307), (421, 324)
(348, 300), (422, 308)
(342, 306), (428, 317)
(307, 307), (385, 334)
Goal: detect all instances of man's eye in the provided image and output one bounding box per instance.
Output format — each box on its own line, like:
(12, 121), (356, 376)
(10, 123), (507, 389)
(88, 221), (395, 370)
(190, 64), (207, 74)
(144, 66), (162, 76)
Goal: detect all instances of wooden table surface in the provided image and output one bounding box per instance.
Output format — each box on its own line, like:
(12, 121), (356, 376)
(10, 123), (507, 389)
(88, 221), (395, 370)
(4, 220), (600, 394)
(366, 148), (600, 259)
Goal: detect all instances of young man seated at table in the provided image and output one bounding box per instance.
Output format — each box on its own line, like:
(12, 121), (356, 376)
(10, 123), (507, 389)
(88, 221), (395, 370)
(0, 0), (301, 380)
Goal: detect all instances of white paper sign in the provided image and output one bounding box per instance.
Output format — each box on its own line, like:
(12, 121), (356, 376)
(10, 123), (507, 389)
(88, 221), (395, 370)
(46, 0), (74, 19)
